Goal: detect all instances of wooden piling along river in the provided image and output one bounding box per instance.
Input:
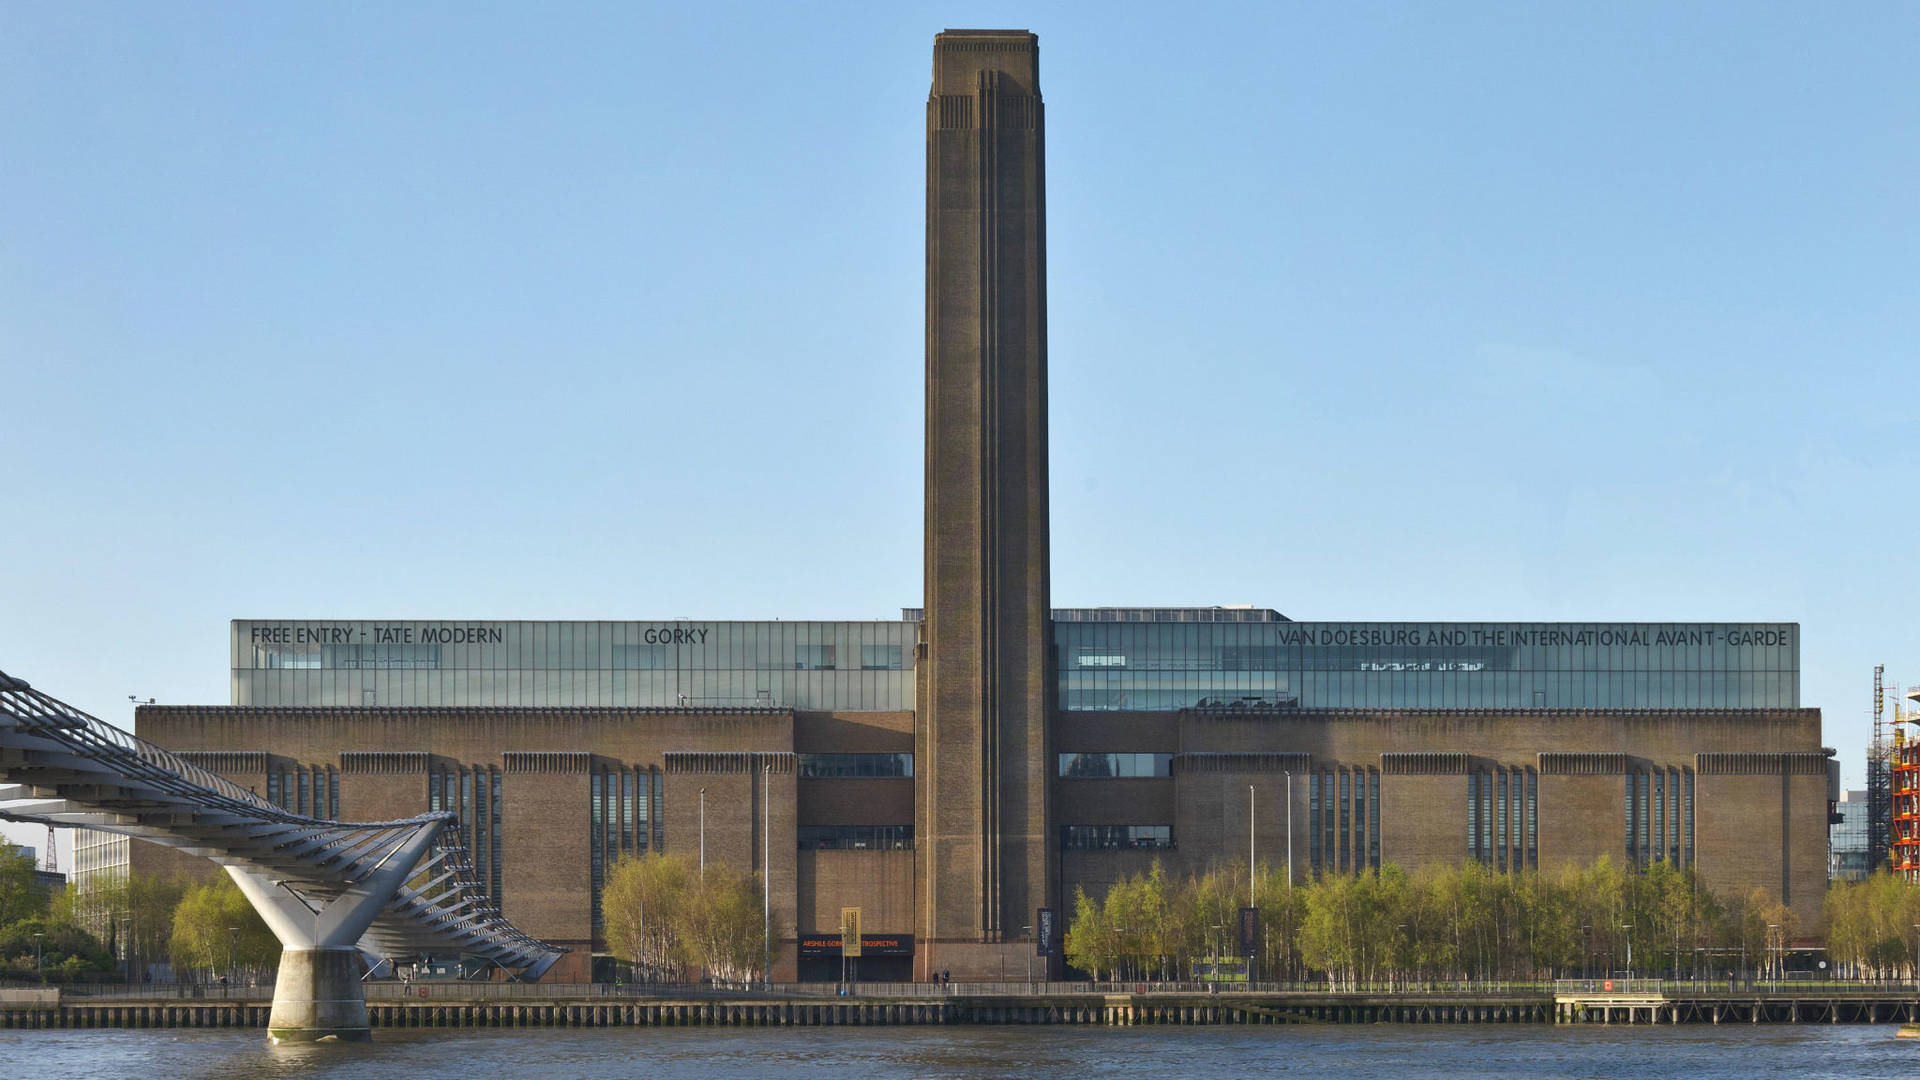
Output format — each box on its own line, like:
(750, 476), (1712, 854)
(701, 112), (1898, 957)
(7, 982), (1920, 1030)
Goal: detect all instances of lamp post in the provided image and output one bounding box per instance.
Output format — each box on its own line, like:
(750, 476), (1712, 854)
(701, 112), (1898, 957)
(763, 764), (771, 991)
(1023, 924), (1033, 987)
(1621, 924), (1633, 981)
(1396, 924), (1408, 990)
(698, 787), (708, 878)
(228, 925), (240, 989)
(1285, 771), (1294, 890)
(1581, 925), (1592, 980)
(1912, 924), (1919, 989)
(1767, 923), (1781, 988)
(1248, 785), (1256, 908)
(33, 931), (44, 984)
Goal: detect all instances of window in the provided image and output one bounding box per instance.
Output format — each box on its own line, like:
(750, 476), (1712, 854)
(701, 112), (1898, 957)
(797, 753), (912, 779)
(1368, 771), (1381, 870)
(1496, 771), (1508, 870)
(1652, 771), (1666, 862)
(1338, 771), (1351, 873)
(1056, 753), (1172, 778)
(1467, 772), (1480, 860)
(1060, 825), (1173, 850)
(1625, 772), (1640, 866)
(1683, 769), (1695, 866)
(860, 645), (903, 670)
(301, 642), (441, 669)
(588, 767), (651, 935)
(1321, 772), (1335, 868)
(1308, 775), (1321, 871)
(1526, 769), (1537, 870)
(797, 825), (912, 851)
(612, 644), (673, 670)
(795, 645), (837, 670)
(267, 766), (336, 821)
(590, 772), (604, 936)
(256, 648), (322, 669)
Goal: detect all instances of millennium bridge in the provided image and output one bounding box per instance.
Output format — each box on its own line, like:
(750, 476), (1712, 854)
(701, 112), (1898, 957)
(0, 670), (565, 1041)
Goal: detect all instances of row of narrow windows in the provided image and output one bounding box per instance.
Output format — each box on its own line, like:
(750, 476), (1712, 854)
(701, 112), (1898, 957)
(256, 760), (1701, 946)
(265, 766), (339, 821)
(589, 768), (662, 937)
(1310, 767), (1381, 873)
(1468, 768), (1537, 871)
(429, 767), (504, 906)
(1628, 767), (1695, 868)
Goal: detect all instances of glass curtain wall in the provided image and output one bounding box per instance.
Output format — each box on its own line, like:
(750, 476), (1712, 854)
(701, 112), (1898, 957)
(1057, 622), (1798, 711)
(237, 620), (917, 709)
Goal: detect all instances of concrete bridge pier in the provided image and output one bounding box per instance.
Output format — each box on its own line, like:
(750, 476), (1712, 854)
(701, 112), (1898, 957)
(226, 822), (442, 1043)
(269, 948), (370, 1042)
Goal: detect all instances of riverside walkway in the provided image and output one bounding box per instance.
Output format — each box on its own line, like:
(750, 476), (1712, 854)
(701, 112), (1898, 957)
(7, 980), (1918, 1030)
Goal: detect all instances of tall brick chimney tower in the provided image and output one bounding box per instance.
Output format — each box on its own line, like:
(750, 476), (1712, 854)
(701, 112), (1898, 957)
(916, 28), (1054, 980)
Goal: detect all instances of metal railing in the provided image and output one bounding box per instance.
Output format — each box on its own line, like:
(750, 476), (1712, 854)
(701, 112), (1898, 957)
(35, 977), (1920, 1004)
(49, 984), (275, 1002)
(1554, 977), (1920, 996)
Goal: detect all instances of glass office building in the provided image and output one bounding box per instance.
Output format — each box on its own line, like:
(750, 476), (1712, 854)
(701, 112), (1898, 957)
(1054, 616), (1797, 711)
(237, 615), (1797, 713)
(1829, 789), (1872, 882)
(235, 620), (917, 710)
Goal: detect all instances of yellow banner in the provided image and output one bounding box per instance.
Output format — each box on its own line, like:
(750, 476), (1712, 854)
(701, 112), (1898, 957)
(841, 907), (863, 957)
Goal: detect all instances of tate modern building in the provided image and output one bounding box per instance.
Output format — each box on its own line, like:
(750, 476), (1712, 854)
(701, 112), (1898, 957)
(134, 31), (1830, 981)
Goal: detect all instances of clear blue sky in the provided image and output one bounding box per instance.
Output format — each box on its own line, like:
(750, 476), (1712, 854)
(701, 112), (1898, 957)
(3, 3), (1915, 790)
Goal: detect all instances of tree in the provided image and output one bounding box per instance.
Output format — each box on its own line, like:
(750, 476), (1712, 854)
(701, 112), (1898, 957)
(0, 916), (113, 981)
(53, 872), (187, 980)
(1063, 886), (1117, 982)
(684, 862), (772, 986)
(1254, 866), (1305, 981)
(169, 875), (275, 982)
(0, 840), (49, 928)
(601, 852), (772, 986)
(604, 852), (694, 983)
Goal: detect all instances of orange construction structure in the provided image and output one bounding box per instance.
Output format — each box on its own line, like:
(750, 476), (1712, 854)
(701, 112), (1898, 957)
(1894, 686), (1920, 883)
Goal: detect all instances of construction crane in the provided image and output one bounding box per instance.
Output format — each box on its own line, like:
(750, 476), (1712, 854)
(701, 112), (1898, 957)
(1870, 666), (1892, 873)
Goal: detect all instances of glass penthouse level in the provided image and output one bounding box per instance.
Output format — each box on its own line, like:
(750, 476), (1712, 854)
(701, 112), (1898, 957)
(236, 614), (1797, 713)
(1053, 613), (1796, 712)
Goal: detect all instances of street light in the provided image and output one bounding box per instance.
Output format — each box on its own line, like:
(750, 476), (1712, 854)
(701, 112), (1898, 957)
(1767, 923), (1781, 988)
(1248, 785), (1256, 909)
(1621, 924), (1633, 980)
(1285, 771), (1294, 890)
(228, 926), (240, 989)
(33, 931), (44, 984)
(1208, 922), (1228, 989)
(763, 764), (771, 991)
(1396, 924), (1408, 989)
(1580, 925), (1592, 979)
(1023, 924), (1034, 987)
(698, 787), (708, 877)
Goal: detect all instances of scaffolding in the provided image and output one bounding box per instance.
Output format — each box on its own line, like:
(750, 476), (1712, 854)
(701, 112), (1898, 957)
(1893, 682), (1920, 883)
(1870, 667), (1893, 873)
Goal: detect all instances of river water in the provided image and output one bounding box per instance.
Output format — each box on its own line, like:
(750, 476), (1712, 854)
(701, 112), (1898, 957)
(5, 1024), (1906, 1079)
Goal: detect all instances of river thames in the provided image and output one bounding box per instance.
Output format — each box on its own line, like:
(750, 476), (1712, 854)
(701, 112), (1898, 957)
(4, 1024), (1905, 1079)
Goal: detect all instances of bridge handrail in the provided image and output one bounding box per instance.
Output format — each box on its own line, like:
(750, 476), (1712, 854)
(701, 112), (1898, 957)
(0, 669), (567, 975)
(0, 671), (463, 835)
